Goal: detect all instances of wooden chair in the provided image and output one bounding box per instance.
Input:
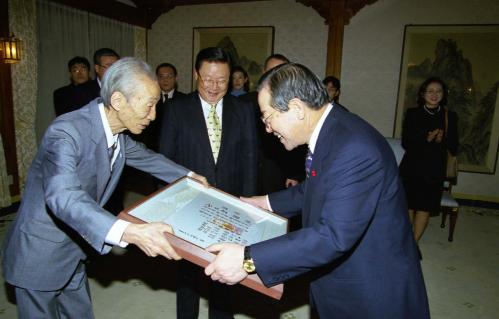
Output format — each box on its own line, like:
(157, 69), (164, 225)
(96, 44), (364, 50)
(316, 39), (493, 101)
(440, 180), (459, 241)
(385, 138), (459, 242)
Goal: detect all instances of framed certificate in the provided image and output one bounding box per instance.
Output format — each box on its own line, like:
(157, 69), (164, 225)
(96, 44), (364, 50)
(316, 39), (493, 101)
(118, 177), (287, 299)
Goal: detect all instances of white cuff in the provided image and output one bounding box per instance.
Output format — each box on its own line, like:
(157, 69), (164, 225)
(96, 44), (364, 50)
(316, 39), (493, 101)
(187, 171), (194, 177)
(105, 219), (130, 248)
(265, 195), (272, 211)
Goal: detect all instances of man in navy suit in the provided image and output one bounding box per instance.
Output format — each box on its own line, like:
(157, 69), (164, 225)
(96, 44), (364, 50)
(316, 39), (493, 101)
(159, 47), (257, 319)
(205, 63), (430, 318)
(2, 58), (207, 319)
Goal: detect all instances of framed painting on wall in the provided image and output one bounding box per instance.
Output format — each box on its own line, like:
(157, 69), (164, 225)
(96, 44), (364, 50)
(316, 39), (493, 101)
(394, 24), (499, 174)
(192, 26), (274, 91)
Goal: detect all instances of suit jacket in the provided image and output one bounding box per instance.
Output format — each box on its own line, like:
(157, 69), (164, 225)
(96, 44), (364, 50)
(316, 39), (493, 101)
(159, 92), (257, 197)
(1, 98), (189, 291)
(251, 105), (429, 318)
(136, 90), (186, 152)
(53, 80), (100, 116)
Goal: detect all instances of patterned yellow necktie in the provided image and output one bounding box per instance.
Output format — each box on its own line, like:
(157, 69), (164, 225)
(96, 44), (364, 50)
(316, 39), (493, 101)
(207, 104), (222, 163)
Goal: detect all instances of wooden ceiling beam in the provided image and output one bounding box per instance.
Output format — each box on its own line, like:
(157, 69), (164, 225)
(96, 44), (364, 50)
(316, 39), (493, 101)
(297, 0), (378, 77)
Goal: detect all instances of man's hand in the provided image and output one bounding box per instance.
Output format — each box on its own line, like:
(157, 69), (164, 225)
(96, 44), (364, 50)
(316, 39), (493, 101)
(285, 178), (299, 188)
(205, 243), (248, 285)
(122, 223), (181, 260)
(240, 196), (270, 211)
(190, 173), (209, 187)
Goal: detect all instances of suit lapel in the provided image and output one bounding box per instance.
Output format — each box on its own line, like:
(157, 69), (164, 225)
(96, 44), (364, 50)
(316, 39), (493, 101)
(190, 94), (216, 165)
(218, 96), (236, 165)
(303, 106), (339, 226)
(100, 134), (126, 204)
(88, 101), (112, 204)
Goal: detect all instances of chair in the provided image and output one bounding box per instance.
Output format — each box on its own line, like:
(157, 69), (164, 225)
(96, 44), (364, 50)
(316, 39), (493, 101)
(440, 181), (459, 241)
(385, 138), (459, 242)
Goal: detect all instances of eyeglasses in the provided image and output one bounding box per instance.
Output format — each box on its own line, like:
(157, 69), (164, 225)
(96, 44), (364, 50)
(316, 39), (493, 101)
(98, 64), (112, 70)
(197, 74), (228, 88)
(158, 74), (175, 79)
(260, 109), (278, 125)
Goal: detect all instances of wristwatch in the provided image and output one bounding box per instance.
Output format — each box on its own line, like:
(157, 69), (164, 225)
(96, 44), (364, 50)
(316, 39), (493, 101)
(242, 246), (256, 274)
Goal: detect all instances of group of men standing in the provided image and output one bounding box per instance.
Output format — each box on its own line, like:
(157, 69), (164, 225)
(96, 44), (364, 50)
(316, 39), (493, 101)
(2, 46), (431, 319)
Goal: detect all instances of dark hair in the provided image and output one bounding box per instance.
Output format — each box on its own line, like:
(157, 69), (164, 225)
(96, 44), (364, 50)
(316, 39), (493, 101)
(67, 56), (90, 71)
(417, 76), (448, 107)
(156, 63), (178, 76)
(264, 54), (290, 68)
(195, 47), (231, 72)
(323, 76), (341, 90)
(93, 48), (120, 65)
(258, 63), (329, 111)
(231, 65), (250, 92)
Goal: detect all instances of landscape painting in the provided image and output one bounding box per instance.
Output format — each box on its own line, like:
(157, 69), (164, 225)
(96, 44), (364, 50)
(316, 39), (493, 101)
(394, 25), (499, 174)
(192, 26), (274, 91)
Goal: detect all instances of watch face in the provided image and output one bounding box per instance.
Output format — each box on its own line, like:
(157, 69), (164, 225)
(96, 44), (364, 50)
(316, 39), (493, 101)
(243, 260), (256, 273)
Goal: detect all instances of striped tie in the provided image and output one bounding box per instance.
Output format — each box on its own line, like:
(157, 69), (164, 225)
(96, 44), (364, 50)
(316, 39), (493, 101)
(207, 104), (222, 163)
(108, 142), (117, 170)
(305, 148), (313, 178)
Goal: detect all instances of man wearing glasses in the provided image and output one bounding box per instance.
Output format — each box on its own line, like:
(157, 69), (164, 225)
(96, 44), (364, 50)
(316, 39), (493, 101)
(205, 63), (430, 319)
(89, 47), (120, 94)
(159, 47), (257, 319)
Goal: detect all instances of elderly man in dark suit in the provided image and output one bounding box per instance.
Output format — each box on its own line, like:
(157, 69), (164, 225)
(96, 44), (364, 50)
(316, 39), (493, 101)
(1, 57), (207, 319)
(205, 63), (430, 319)
(159, 47), (257, 319)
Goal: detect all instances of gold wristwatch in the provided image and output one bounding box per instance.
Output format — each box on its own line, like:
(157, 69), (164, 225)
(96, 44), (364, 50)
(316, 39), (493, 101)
(242, 246), (256, 274)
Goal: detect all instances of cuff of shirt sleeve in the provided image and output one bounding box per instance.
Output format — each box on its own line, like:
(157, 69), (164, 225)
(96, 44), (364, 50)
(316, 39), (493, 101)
(265, 195), (272, 211)
(187, 171), (194, 177)
(105, 219), (130, 248)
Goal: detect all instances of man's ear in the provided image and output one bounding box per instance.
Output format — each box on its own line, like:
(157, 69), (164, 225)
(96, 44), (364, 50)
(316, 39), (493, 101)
(193, 69), (198, 82)
(289, 98), (306, 120)
(110, 92), (125, 111)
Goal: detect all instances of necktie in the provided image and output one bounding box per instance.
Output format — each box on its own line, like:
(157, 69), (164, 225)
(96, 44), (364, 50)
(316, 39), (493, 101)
(108, 142), (117, 170)
(305, 148), (313, 178)
(207, 104), (222, 163)
(162, 93), (167, 103)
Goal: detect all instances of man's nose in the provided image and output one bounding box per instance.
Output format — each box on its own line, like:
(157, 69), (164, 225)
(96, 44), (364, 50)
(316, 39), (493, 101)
(265, 123), (273, 133)
(148, 105), (156, 121)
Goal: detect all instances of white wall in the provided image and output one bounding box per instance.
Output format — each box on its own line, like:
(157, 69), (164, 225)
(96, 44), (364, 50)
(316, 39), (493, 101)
(148, 0), (328, 93)
(342, 0), (499, 200)
(149, 0), (499, 201)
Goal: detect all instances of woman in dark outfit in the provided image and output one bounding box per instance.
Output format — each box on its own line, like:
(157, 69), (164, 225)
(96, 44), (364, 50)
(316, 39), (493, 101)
(399, 77), (459, 253)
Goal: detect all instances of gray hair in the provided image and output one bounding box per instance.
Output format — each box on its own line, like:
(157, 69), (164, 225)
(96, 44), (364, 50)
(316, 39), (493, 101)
(100, 57), (156, 106)
(258, 63), (329, 111)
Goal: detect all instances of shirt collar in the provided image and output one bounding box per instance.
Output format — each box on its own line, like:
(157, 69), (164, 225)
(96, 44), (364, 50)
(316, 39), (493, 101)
(166, 89), (175, 99)
(98, 102), (118, 148)
(199, 94), (223, 109)
(308, 103), (334, 153)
